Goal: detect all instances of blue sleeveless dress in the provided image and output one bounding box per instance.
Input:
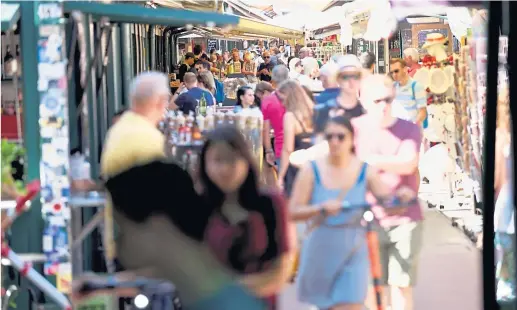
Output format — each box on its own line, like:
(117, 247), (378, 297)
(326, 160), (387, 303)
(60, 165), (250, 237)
(297, 161), (370, 308)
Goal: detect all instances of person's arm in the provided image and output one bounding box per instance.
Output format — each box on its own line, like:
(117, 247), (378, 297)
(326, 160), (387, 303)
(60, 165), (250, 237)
(494, 129), (508, 195)
(312, 104), (327, 144)
(278, 113), (296, 182)
(366, 166), (392, 199)
(289, 162), (328, 221)
(414, 82), (427, 126)
(365, 127), (421, 175)
(256, 64), (263, 77)
(178, 64), (187, 82)
(240, 193), (296, 296)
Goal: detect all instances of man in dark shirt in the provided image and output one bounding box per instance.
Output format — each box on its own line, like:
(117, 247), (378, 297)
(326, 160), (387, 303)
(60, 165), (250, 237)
(313, 54), (365, 138)
(178, 52), (196, 82)
(257, 51), (274, 82)
(171, 72), (214, 112)
(193, 44), (203, 61)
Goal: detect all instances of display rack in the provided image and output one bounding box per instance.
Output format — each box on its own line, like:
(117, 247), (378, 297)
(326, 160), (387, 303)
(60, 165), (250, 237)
(305, 41), (344, 64)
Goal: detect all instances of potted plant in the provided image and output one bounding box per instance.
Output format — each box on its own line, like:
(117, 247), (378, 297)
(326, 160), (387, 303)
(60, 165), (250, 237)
(1, 139), (26, 199)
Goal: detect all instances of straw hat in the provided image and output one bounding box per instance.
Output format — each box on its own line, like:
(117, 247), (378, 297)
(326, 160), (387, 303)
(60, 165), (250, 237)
(422, 33), (448, 49)
(428, 68), (450, 94)
(413, 67), (430, 89)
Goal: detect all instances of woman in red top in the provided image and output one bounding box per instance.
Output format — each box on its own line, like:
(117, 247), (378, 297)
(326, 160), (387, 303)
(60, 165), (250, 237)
(199, 125), (295, 308)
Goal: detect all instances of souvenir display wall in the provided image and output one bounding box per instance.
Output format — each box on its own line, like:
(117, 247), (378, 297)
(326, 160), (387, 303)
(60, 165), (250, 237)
(160, 107), (263, 176)
(305, 40), (344, 64)
(35, 2), (72, 292)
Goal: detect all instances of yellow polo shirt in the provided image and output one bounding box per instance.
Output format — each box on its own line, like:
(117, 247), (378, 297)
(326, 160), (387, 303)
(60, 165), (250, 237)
(100, 111), (165, 266)
(101, 111), (165, 178)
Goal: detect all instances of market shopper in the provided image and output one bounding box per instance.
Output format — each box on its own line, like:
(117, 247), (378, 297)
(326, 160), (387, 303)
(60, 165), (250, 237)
(198, 125), (296, 309)
(195, 60), (224, 104)
(359, 51), (376, 75)
(290, 115), (415, 310)
(493, 88), (515, 301)
(257, 51), (275, 82)
(288, 57), (313, 87)
(276, 80), (314, 196)
(390, 58), (427, 126)
(172, 72), (214, 109)
(234, 86), (256, 112)
(313, 55), (365, 139)
(193, 44), (203, 61)
(254, 81), (274, 108)
(79, 71), (273, 309)
(197, 72), (217, 105)
(355, 74), (424, 310)
(243, 51), (258, 83)
(262, 65), (289, 168)
(315, 62), (340, 104)
(178, 52), (196, 82)
(403, 48), (421, 78)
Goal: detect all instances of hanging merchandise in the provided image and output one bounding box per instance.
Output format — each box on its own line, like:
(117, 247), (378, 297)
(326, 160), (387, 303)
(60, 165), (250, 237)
(339, 19), (353, 47)
(36, 2), (71, 288)
(446, 7), (473, 39)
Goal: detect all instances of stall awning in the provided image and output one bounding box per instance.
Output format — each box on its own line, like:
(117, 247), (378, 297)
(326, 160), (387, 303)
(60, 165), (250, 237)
(227, 17), (305, 40)
(63, 1), (239, 27)
(1, 3), (20, 32)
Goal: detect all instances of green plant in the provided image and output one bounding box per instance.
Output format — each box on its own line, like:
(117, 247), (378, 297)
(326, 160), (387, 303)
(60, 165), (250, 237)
(1, 139), (26, 197)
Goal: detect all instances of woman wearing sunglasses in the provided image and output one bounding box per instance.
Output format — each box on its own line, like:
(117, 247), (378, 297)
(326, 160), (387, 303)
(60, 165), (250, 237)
(289, 115), (415, 310)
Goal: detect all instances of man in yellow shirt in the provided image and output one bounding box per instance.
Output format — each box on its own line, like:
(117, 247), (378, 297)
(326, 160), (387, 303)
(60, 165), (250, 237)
(96, 72), (264, 309)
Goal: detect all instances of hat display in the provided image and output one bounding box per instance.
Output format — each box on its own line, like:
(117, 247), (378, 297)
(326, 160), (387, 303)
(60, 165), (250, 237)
(422, 33), (448, 49)
(413, 67), (430, 89)
(428, 68), (451, 94)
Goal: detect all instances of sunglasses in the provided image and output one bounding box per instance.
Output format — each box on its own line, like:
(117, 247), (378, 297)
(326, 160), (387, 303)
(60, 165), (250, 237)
(263, 56), (270, 59)
(373, 96), (394, 104)
(338, 73), (361, 81)
(390, 69), (400, 74)
(325, 133), (346, 142)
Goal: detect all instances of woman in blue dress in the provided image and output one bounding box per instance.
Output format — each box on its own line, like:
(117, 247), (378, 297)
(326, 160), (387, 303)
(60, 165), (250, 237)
(289, 116), (415, 310)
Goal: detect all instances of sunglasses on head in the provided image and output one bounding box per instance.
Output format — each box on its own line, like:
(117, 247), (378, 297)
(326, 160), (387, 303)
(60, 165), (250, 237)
(373, 96), (394, 104)
(390, 69), (400, 74)
(338, 73), (361, 81)
(325, 133), (346, 142)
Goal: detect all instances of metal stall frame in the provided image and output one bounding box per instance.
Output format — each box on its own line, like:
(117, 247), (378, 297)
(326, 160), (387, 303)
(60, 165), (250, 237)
(2, 1), (239, 308)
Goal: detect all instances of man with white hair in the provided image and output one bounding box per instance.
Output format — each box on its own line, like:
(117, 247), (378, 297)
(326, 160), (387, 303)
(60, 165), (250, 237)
(315, 61), (340, 104)
(403, 47), (421, 78)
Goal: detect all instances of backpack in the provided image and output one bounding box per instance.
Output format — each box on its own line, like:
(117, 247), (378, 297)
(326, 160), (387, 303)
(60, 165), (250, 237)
(411, 80), (428, 129)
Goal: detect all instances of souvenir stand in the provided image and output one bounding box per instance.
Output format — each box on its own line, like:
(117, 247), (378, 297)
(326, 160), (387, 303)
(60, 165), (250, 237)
(161, 106), (264, 181)
(414, 31), (477, 211)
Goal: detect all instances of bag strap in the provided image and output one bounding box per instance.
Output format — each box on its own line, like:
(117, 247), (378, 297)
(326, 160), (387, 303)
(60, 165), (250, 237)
(411, 80), (417, 100)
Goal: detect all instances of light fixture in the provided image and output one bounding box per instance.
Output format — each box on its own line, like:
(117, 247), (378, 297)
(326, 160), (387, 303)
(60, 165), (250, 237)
(134, 294), (149, 309)
(406, 17), (441, 24)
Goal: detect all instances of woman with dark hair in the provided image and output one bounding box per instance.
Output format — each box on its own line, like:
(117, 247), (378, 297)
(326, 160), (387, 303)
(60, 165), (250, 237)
(99, 125), (295, 309)
(290, 115), (415, 310)
(199, 125), (295, 308)
(234, 86), (256, 112)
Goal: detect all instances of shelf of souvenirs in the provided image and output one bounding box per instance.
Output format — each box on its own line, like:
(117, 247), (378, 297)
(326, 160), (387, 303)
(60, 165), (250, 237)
(160, 107), (263, 169)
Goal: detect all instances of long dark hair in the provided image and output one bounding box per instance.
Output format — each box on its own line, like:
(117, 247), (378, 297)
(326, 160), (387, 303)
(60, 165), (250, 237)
(235, 86), (253, 107)
(199, 125), (279, 272)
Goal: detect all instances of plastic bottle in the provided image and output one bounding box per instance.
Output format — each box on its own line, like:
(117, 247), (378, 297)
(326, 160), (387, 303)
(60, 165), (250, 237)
(185, 112), (194, 145)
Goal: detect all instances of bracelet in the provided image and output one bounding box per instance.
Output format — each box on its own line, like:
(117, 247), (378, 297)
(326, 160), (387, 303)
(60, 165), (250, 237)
(265, 149), (274, 154)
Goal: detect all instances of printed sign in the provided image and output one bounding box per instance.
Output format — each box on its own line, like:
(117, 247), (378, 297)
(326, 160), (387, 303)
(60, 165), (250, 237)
(207, 39), (218, 52)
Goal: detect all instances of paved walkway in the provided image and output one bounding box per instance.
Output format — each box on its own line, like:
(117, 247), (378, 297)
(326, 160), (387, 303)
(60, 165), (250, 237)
(278, 209), (482, 310)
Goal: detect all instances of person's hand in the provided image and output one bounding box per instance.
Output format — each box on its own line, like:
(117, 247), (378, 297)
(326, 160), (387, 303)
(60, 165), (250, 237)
(71, 179), (97, 192)
(395, 186), (416, 203)
(320, 199), (343, 216)
(176, 83), (186, 94)
(265, 152), (276, 166)
(276, 178), (284, 191)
